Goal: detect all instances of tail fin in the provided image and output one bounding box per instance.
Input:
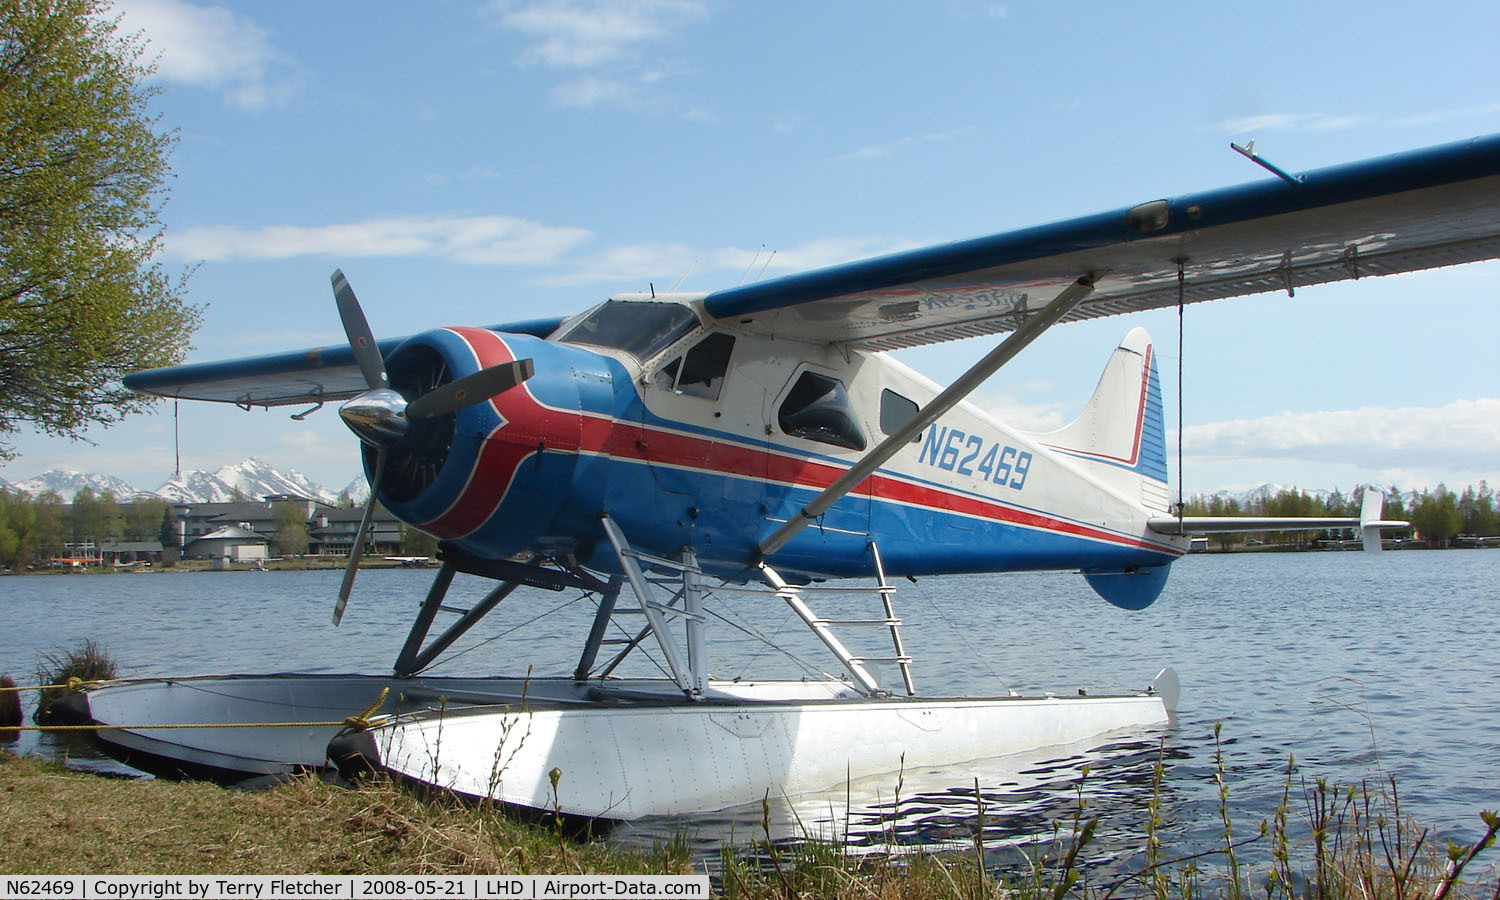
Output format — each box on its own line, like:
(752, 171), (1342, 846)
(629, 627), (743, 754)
(1358, 489), (1410, 552)
(1039, 327), (1170, 512)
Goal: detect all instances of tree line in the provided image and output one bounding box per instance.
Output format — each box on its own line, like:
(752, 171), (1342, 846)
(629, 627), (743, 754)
(0, 486), (437, 569)
(0, 486), (174, 568)
(1182, 482), (1497, 549)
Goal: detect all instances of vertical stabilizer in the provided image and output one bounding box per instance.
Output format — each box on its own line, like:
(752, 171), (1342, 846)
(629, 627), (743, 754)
(1359, 489), (1400, 553)
(1038, 327), (1170, 512)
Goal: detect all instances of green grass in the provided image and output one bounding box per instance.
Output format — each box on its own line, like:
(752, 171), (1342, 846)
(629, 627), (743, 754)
(32, 640), (117, 723)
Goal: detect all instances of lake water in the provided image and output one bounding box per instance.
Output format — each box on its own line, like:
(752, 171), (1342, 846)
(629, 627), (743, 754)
(2, 550), (1497, 872)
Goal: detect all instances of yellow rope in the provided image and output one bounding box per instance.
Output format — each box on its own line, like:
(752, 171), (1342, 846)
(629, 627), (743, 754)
(0, 677), (103, 693)
(7, 721), (362, 731)
(1, 686), (393, 734)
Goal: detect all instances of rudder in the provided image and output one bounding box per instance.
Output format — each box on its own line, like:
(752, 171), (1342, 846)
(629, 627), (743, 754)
(1037, 327), (1170, 513)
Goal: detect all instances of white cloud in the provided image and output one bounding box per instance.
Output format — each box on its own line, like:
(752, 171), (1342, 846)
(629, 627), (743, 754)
(537, 241), (700, 286)
(552, 75), (642, 109)
(1214, 113), (1372, 135)
(1215, 103), (1500, 136)
(113, 0), (296, 110)
(974, 388), (1071, 432)
(490, 0), (705, 68)
(166, 215), (594, 265)
(539, 235), (920, 287)
(485, 0), (706, 113)
(839, 128), (976, 162)
(1389, 102), (1500, 128)
(1180, 398), (1500, 473)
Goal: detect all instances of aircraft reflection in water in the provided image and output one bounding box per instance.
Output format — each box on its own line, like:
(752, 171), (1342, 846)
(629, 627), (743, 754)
(53, 133), (1499, 821)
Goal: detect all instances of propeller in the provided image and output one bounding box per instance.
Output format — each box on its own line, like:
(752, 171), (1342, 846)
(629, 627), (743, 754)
(328, 269), (534, 625)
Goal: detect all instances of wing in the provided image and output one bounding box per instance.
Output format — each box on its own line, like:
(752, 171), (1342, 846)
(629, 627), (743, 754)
(123, 317), (566, 407)
(703, 134), (1500, 350)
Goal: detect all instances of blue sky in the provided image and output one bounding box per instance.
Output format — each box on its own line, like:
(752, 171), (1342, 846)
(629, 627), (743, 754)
(4, 0), (1498, 498)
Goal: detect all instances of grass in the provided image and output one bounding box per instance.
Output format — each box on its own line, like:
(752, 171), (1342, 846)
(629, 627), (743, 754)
(0, 753), (689, 876)
(32, 639), (118, 723)
(1, 747), (1496, 899)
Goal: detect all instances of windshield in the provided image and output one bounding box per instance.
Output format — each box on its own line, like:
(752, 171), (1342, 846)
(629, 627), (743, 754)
(559, 300), (698, 360)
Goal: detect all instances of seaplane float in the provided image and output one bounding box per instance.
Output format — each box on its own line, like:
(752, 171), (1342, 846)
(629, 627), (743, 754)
(55, 134), (1499, 823)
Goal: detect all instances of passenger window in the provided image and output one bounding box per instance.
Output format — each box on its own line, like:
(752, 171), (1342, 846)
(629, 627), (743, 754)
(778, 372), (866, 451)
(879, 389), (921, 439)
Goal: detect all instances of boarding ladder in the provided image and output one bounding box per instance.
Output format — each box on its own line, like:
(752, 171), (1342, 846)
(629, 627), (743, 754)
(756, 542), (915, 697)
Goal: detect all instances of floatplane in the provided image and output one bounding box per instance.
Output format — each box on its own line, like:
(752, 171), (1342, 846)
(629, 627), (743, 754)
(58, 135), (1499, 823)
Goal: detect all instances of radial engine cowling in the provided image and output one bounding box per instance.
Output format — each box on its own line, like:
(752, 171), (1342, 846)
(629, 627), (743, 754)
(365, 327), (596, 561)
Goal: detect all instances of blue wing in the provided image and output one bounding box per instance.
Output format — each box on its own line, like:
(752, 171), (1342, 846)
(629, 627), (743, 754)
(123, 318), (566, 406)
(705, 134), (1500, 350)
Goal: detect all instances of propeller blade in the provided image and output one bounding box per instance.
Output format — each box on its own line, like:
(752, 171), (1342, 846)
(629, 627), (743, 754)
(333, 449), (387, 626)
(406, 358), (535, 420)
(332, 269), (388, 391)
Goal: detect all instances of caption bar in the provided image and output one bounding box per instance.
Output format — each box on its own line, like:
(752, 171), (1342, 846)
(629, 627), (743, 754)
(1, 876), (710, 900)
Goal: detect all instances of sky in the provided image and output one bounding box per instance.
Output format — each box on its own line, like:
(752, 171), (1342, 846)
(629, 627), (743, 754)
(3, 0), (1498, 499)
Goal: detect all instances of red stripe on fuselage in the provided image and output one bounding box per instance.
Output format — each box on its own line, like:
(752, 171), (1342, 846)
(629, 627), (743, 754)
(420, 328), (1174, 554)
(590, 423), (1171, 554)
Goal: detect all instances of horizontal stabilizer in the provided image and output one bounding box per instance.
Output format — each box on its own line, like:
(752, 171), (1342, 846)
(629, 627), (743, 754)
(1148, 489), (1408, 552)
(1148, 516), (1359, 534)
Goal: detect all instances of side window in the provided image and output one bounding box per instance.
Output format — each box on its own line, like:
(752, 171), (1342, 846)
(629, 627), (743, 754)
(676, 332), (735, 400)
(879, 389), (921, 441)
(654, 333), (736, 401)
(778, 372), (867, 451)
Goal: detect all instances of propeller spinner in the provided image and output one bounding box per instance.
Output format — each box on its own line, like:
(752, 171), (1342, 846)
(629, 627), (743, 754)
(329, 269), (534, 625)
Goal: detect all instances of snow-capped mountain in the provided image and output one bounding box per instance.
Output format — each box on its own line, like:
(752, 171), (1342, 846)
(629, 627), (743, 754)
(13, 469), (139, 500)
(152, 458), (341, 505)
(340, 476), (372, 505)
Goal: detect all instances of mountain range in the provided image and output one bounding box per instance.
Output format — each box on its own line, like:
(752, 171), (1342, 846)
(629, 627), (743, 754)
(6, 458), (368, 506)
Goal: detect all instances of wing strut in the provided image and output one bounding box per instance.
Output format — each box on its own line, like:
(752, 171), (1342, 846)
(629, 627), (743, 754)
(754, 273), (1099, 561)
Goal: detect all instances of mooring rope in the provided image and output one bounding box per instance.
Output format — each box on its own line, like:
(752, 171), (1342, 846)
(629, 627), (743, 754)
(2, 687), (390, 735)
(0, 677), (103, 693)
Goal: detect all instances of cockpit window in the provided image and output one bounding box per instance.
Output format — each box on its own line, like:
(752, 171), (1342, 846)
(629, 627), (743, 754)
(778, 371), (866, 451)
(656, 332), (736, 401)
(559, 300), (698, 360)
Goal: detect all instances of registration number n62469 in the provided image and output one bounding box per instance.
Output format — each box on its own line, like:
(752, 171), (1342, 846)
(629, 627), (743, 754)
(917, 426), (1031, 490)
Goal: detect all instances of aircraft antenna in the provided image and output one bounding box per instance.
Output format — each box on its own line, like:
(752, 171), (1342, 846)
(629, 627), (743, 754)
(669, 259), (698, 292)
(755, 250), (776, 282)
(740, 244), (765, 284)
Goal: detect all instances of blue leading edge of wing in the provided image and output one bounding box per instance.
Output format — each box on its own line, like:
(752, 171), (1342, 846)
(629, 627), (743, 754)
(702, 133), (1500, 350)
(123, 317), (567, 407)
